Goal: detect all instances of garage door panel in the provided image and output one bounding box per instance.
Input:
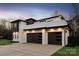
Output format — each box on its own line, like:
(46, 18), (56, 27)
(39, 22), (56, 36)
(48, 32), (62, 45)
(27, 33), (42, 43)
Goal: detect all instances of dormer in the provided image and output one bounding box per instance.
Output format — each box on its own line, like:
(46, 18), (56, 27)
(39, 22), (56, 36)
(25, 18), (36, 25)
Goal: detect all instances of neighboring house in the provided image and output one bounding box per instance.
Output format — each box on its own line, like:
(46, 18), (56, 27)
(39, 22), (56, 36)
(11, 15), (70, 46)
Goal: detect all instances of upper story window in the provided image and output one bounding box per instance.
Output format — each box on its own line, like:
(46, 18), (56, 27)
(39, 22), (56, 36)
(39, 20), (46, 23)
(11, 23), (17, 28)
(26, 20), (34, 25)
(25, 18), (36, 25)
(14, 23), (17, 27)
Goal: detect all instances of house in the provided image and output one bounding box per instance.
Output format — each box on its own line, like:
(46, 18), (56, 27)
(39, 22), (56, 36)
(11, 15), (70, 46)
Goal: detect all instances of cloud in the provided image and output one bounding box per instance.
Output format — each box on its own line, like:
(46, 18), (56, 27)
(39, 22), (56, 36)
(0, 10), (31, 19)
(0, 8), (71, 20)
(27, 8), (71, 20)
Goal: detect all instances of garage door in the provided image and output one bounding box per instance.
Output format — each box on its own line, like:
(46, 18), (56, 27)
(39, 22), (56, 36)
(27, 33), (42, 43)
(48, 32), (62, 45)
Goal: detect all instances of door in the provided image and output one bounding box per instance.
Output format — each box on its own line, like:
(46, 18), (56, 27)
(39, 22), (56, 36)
(27, 33), (42, 43)
(48, 32), (62, 45)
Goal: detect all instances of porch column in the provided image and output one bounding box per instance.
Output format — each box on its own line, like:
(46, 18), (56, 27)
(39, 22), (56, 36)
(62, 30), (65, 46)
(65, 30), (69, 45)
(23, 32), (27, 43)
(13, 32), (15, 41)
(42, 29), (48, 45)
(16, 32), (18, 41)
(19, 32), (22, 43)
(25, 32), (27, 43)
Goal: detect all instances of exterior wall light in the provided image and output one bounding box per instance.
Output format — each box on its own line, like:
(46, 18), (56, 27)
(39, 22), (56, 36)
(49, 29), (54, 32)
(16, 32), (18, 34)
(42, 29), (45, 32)
(32, 30), (35, 33)
(58, 28), (63, 31)
(26, 31), (29, 33)
(13, 32), (15, 35)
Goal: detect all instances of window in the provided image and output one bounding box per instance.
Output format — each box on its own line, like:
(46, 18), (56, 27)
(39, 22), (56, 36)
(40, 20), (46, 23)
(15, 34), (16, 39)
(26, 20), (35, 25)
(17, 34), (18, 39)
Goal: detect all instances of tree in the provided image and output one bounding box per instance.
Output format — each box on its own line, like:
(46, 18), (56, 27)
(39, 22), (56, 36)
(72, 3), (79, 16)
(0, 19), (12, 39)
(54, 10), (59, 16)
(71, 3), (79, 36)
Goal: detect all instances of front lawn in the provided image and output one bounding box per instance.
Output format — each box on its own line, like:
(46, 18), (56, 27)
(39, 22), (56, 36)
(52, 46), (79, 56)
(0, 39), (12, 45)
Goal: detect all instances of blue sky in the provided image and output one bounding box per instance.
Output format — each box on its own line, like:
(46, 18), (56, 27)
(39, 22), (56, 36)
(0, 3), (74, 20)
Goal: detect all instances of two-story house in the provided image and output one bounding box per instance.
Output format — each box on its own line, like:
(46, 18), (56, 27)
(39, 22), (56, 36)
(11, 15), (70, 46)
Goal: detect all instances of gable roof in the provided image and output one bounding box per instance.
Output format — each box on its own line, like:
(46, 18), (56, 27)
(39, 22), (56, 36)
(40, 15), (64, 20)
(11, 19), (23, 23)
(24, 18), (36, 22)
(10, 15), (65, 23)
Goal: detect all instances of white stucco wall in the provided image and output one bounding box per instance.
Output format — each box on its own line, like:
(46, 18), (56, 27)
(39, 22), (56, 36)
(19, 21), (26, 32)
(13, 27), (69, 46)
(19, 32), (27, 43)
(18, 16), (68, 32)
(12, 16), (69, 46)
(42, 29), (48, 45)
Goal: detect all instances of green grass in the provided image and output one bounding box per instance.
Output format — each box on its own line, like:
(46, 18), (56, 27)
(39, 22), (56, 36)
(0, 39), (12, 45)
(52, 46), (79, 56)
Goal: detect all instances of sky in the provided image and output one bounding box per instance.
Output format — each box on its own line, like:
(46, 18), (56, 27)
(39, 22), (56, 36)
(0, 3), (75, 20)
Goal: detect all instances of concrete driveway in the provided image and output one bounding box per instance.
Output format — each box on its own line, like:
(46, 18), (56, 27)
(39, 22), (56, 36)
(0, 43), (62, 56)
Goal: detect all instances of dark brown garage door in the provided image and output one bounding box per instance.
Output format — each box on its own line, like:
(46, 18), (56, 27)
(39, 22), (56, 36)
(48, 32), (62, 45)
(27, 33), (42, 43)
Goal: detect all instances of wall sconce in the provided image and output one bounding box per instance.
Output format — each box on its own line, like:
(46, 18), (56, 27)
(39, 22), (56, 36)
(26, 31), (29, 33)
(58, 28), (62, 31)
(49, 29), (54, 32)
(13, 32), (16, 35)
(42, 29), (45, 32)
(32, 30), (35, 33)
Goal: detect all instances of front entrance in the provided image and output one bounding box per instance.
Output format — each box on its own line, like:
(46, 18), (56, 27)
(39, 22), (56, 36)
(27, 33), (42, 43)
(48, 32), (62, 45)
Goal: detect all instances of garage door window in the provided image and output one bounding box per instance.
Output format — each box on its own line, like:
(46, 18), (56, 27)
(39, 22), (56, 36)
(56, 32), (62, 41)
(38, 33), (42, 40)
